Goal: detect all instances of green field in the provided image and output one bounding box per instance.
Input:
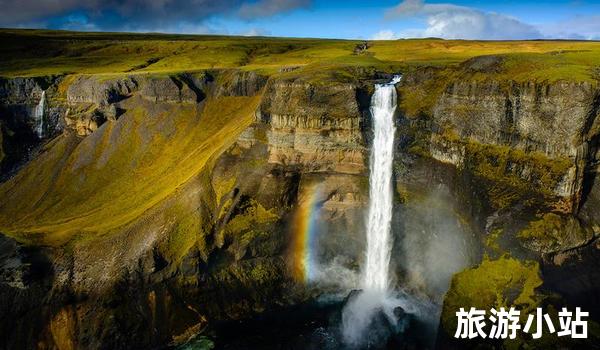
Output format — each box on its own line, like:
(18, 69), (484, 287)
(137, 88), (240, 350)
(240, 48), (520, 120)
(1, 29), (600, 82)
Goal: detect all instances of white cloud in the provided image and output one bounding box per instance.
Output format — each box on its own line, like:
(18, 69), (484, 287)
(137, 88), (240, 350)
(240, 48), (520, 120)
(539, 15), (600, 40)
(371, 29), (398, 40)
(386, 0), (542, 40)
(387, 0), (464, 18)
(242, 27), (271, 36)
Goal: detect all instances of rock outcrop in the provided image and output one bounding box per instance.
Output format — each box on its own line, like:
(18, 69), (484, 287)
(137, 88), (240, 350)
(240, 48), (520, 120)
(398, 71), (600, 216)
(432, 80), (598, 210)
(258, 79), (369, 174)
(0, 77), (64, 175)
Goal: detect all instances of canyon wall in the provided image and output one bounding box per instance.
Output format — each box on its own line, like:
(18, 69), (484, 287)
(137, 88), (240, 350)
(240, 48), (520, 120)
(0, 66), (599, 348)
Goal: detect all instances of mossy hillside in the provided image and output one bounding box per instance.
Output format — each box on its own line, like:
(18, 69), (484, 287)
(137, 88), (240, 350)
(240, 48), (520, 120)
(397, 66), (454, 118)
(0, 93), (262, 245)
(371, 39), (600, 82)
(276, 54), (400, 85)
(484, 228), (504, 256)
(396, 54), (599, 122)
(208, 143), (285, 262)
(163, 202), (208, 264)
(207, 256), (288, 319)
(220, 199), (279, 261)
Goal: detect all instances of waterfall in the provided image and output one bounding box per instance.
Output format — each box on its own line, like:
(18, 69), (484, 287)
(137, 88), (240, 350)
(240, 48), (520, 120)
(363, 75), (401, 292)
(34, 90), (45, 138)
(341, 75), (402, 346)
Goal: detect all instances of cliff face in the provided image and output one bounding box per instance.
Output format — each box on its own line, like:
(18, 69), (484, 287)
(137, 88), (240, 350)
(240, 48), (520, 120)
(428, 80), (599, 210)
(0, 70), (373, 349)
(397, 69), (600, 346)
(0, 77), (64, 176)
(258, 79), (368, 174)
(0, 65), (599, 349)
(397, 67), (600, 216)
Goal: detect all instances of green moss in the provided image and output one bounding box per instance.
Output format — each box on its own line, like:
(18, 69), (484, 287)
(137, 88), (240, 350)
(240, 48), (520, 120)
(177, 335), (215, 350)
(249, 259), (276, 283)
(246, 157), (268, 169)
(442, 256), (543, 338)
(484, 228), (503, 255)
(426, 129), (572, 210)
(462, 137), (572, 210)
(224, 200), (278, 235)
(212, 198), (279, 259)
(277, 54), (398, 85)
(214, 176), (237, 205)
(394, 183), (430, 204)
(440, 254), (600, 348)
(398, 68), (452, 118)
(519, 213), (565, 241)
(517, 213), (592, 253)
(164, 206), (204, 263)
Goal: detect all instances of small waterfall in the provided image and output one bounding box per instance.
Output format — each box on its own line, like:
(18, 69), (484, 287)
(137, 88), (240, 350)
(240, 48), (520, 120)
(363, 75), (401, 292)
(34, 90), (46, 138)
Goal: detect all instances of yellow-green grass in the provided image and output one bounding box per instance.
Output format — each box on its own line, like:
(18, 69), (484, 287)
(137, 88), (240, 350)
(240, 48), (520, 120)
(371, 39), (600, 80)
(0, 29), (355, 77)
(2, 29), (600, 83)
(0, 94), (262, 245)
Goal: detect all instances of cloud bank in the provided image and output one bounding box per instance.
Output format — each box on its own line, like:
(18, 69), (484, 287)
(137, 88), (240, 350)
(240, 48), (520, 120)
(381, 0), (542, 40)
(540, 15), (600, 40)
(238, 0), (310, 19)
(0, 0), (311, 32)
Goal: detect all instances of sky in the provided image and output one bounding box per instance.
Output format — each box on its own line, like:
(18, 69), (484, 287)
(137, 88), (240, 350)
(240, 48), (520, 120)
(1, 0), (599, 40)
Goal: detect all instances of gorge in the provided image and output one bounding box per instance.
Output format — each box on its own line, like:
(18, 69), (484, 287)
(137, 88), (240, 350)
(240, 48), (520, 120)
(0, 30), (599, 349)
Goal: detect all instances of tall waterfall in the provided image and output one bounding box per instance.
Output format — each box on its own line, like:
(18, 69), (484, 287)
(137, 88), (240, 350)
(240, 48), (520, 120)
(34, 90), (45, 138)
(341, 75), (402, 346)
(363, 75), (401, 292)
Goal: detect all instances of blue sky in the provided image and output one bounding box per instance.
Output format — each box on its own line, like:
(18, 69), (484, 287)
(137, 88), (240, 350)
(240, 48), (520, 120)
(2, 0), (600, 40)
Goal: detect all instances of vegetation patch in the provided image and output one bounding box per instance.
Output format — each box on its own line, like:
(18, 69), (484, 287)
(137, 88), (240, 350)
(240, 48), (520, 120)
(518, 213), (594, 253)
(484, 228), (503, 256)
(442, 254), (600, 348)
(162, 204), (206, 264)
(0, 93), (261, 245)
(223, 200), (278, 241)
(460, 136), (572, 210)
(442, 256), (543, 345)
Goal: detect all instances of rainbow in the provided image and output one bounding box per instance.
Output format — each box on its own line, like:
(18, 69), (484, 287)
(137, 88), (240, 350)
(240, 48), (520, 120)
(290, 184), (322, 283)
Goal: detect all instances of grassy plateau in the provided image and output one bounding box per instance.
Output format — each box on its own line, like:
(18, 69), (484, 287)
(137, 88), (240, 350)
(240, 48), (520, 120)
(1, 28), (600, 82)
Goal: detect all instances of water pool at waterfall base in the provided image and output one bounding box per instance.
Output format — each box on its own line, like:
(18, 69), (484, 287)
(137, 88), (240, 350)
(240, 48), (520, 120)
(177, 292), (438, 350)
